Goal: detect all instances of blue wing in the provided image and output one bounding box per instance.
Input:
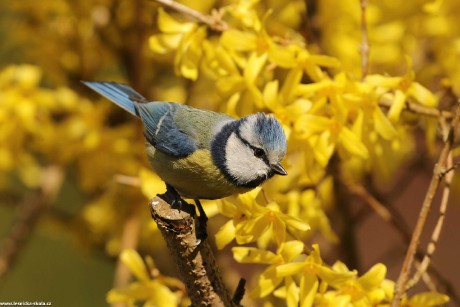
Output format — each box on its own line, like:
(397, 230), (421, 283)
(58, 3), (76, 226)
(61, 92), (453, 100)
(83, 81), (197, 157)
(82, 81), (143, 116)
(135, 103), (197, 157)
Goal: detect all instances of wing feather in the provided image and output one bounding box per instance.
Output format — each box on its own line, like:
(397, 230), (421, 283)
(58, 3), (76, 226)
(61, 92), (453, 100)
(83, 81), (199, 157)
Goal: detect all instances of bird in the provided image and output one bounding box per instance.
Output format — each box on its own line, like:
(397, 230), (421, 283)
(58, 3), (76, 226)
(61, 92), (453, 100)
(83, 81), (288, 241)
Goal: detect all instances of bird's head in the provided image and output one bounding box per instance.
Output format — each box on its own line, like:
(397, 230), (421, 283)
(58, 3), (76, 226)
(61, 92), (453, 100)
(213, 113), (287, 188)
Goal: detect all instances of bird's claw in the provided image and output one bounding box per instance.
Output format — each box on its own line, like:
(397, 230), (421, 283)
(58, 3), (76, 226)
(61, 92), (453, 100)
(194, 199), (208, 246)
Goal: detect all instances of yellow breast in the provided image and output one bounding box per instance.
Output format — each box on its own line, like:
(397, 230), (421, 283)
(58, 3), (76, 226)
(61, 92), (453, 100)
(146, 146), (251, 199)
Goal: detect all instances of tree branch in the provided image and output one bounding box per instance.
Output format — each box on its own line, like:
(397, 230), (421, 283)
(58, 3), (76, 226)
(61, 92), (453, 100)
(406, 127), (456, 290)
(349, 182), (460, 303)
(392, 102), (460, 306)
(378, 97), (454, 119)
(149, 196), (241, 306)
(152, 0), (228, 31)
(348, 183), (411, 243)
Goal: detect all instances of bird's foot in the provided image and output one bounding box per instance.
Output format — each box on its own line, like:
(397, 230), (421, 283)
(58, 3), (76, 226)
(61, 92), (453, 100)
(160, 184), (186, 211)
(158, 185), (208, 246)
(194, 199), (208, 246)
(158, 185), (196, 219)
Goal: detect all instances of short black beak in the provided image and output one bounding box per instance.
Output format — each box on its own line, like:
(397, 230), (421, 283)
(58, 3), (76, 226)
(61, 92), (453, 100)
(271, 163), (287, 176)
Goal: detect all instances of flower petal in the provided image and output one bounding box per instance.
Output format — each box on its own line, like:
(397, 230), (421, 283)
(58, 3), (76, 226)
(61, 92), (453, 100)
(274, 276), (300, 307)
(299, 273), (319, 307)
(408, 82), (437, 107)
(279, 240), (305, 262)
(387, 90), (406, 122)
(157, 8), (195, 33)
(358, 263), (387, 290)
(338, 126), (369, 159)
(408, 292), (449, 307)
(283, 214), (311, 232)
(263, 80), (279, 111)
(215, 220), (235, 250)
(107, 281), (148, 303)
(120, 249), (149, 282)
(251, 267), (283, 298)
(221, 30), (257, 51)
(149, 33), (182, 54)
(244, 52), (268, 84)
(232, 247), (277, 264)
(275, 262), (306, 277)
(373, 107), (397, 140)
(272, 215), (287, 246)
(268, 44), (297, 68)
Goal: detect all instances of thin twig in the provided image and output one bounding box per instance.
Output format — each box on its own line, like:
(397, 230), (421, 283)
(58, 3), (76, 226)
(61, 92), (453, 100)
(350, 182), (412, 244)
(152, 0), (228, 31)
(378, 98), (454, 119)
(415, 260), (437, 291)
(350, 184), (433, 285)
(348, 184), (392, 223)
(392, 102), (460, 306)
(351, 182), (460, 304)
(406, 130), (456, 291)
(232, 278), (246, 306)
(359, 0), (370, 79)
(114, 174), (141, 187)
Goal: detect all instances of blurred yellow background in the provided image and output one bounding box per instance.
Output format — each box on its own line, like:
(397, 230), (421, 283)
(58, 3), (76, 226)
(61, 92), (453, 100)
(1, 0), (459, 306)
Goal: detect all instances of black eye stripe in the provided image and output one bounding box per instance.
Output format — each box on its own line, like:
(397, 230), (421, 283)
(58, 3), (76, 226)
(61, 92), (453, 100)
(234, 130), (269, 165)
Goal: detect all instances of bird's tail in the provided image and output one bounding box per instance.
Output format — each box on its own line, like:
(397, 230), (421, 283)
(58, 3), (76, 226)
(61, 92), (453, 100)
(82, 81), (146, 116)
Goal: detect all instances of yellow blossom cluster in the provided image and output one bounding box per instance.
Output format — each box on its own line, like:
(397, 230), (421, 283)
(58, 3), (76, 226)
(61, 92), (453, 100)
(0, 0), (457, 306)
(107, 249), (189, 306)
(138, 1), (450, 305)
(318, 0), (460, 94)
(0, 64), (149, 250)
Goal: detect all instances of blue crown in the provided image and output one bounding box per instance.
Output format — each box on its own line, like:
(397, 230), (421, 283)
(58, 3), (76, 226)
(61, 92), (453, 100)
(253, 113), (287, 154)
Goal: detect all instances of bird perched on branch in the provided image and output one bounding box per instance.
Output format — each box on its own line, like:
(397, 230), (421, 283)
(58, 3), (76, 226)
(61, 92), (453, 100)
(83, 81), (288, 241)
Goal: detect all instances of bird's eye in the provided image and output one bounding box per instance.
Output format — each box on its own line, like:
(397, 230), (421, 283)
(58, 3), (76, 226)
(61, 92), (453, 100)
(253, 147), (265, 158)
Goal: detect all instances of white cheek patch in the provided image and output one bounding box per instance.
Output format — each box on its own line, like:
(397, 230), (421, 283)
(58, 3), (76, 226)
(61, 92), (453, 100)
(225, 133), (269, 183)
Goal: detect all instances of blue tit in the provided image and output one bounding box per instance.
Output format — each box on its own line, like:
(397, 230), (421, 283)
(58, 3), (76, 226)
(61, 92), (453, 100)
(83, 81), (288, 201)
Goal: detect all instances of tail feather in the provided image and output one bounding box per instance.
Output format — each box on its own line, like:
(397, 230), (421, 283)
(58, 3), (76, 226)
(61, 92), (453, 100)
(82, 81), (146, 116)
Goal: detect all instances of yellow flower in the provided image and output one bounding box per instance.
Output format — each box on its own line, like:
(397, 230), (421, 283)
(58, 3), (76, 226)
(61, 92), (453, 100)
(234, 243), (356, 307)
(233, 241), (305, 299)
(107, 249), (187, 307)
(215, 187), (310, 249)
(149, 8), (196, 54)
(274, 244), (356, 307)
(294, 113), (369, 166)
(225, 0), (262, 30)
(221, 27), (298, 69)
(402, 292), (449, 307)
(321, 262), (389, 305)
(149, 8), (206, 80)
(364, 58), (438, 122)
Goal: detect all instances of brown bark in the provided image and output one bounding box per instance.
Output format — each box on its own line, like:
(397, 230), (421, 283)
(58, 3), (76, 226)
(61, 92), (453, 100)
(149, 197), (241, 306)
